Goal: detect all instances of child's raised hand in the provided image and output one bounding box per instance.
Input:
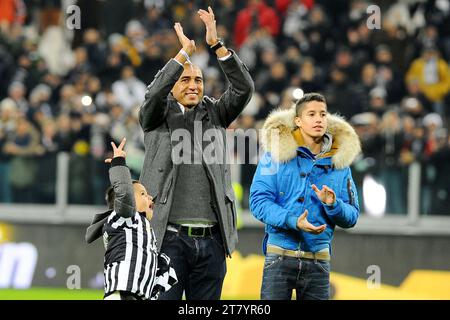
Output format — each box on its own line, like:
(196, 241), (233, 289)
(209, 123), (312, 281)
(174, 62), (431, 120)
(105, 138), (127, 164)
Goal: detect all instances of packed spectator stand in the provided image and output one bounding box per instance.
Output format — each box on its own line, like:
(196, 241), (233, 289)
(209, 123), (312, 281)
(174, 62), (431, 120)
(0, 0), (449, 218)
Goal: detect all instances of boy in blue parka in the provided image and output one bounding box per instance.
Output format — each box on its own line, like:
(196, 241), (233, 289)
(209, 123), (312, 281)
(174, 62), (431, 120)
(250, 93), (361, 300)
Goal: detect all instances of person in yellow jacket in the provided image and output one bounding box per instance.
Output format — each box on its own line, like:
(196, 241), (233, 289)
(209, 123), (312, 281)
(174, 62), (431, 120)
(405, 45), (450, 104)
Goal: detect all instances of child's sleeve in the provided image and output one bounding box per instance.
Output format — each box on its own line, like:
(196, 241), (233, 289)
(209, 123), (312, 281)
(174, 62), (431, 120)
(109, 157), (135, 218)
(150, 253), (178, 300)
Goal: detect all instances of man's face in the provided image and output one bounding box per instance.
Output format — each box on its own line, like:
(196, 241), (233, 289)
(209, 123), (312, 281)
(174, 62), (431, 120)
(294, 101), (328, 139)
(171, 64), (204, 108)
(133, 183), (154, 220)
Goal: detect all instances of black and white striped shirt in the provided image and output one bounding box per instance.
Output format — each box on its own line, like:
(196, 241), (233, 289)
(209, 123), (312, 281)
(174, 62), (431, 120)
(102, 210), (158, 300)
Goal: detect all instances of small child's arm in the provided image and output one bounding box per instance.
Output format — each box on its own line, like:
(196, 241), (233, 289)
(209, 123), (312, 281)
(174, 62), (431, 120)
(105, 138), (135, 219)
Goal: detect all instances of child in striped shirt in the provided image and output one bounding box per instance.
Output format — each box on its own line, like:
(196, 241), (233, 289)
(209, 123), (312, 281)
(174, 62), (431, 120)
(86, 138), (177, 300)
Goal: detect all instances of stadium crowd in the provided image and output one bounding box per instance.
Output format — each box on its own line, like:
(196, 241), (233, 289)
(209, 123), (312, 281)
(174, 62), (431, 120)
(0, 0), (449, 215)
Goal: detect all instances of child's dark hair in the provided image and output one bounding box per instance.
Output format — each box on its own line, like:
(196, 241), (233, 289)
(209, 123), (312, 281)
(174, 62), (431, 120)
(295, 93), (327, 116)
(105, 180), (141, 209)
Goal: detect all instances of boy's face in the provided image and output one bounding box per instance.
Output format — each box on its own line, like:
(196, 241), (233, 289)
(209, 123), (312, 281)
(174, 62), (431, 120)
(294, 101), (328, 139)
(133, 183), (154, 220)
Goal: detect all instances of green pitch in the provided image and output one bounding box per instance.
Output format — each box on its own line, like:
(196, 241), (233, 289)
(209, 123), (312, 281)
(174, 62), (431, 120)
(0, 288), (247, 300)
(0, 288), (104, 300)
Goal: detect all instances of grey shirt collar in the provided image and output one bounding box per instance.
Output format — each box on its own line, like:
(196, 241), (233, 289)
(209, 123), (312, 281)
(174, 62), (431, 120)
(317, 132), (333, 158)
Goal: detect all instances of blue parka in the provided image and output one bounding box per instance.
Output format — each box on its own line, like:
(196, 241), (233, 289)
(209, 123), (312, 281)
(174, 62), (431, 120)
(250, 108), (361, 255)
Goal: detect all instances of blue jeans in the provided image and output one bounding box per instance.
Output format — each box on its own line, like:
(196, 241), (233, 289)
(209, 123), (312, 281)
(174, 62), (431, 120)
(261, 253), (330, 300)
(158, 227), (226, 300)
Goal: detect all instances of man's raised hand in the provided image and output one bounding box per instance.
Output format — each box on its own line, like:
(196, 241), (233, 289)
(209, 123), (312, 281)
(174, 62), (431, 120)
(198, 6), (218, 46)
(174, 22), (196, 56)
(105, 138), (127, 164)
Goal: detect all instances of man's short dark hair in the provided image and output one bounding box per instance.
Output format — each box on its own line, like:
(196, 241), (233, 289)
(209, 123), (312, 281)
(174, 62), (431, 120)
(295, 93), (327, 116)
(105, 180), (141, 210)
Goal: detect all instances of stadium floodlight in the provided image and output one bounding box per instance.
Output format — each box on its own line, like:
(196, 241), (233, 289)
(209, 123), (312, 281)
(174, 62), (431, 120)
(81, 95), (93, 106)
(362, 174), (386, 217)
(292, 88), (304, 100)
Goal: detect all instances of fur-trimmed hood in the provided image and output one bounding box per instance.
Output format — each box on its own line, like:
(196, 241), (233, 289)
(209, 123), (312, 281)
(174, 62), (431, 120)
(260, 107), (361, 169)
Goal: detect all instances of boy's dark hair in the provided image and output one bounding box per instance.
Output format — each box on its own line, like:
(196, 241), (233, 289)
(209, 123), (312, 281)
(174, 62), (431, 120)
(105, 180), (141, 210)
(295, 93), (327, 116)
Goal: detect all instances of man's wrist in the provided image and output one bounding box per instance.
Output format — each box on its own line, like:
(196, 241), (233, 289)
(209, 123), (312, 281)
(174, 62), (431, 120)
(210, 38), (224, 52)
(175, 48), (192, 65)
(209, 39), (219, 47)
(215, 46), (230, 59)
(181, 46), (194, 56)
(180, 49), (192, 60)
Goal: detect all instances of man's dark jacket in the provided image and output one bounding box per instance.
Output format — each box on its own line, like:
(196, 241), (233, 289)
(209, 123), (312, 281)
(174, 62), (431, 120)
(138, 50), (254, 256)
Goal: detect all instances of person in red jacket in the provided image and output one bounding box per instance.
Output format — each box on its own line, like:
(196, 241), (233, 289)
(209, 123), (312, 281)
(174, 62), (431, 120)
(0, 0), (26, 32)
(233, 0), (280, 48)
(275, 0), (315, 16)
